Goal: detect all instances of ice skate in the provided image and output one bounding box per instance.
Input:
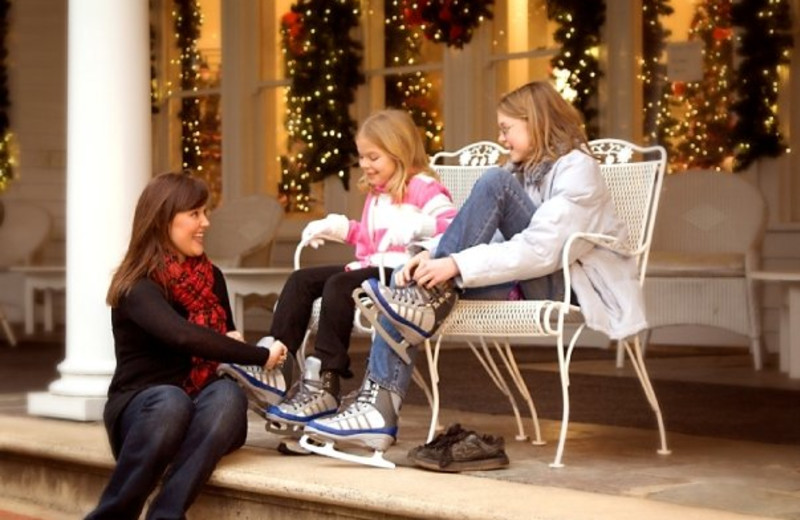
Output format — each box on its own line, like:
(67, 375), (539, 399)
(300, 377), (400, 469)
(355, 278), (458, 363)
(216, 336), (296, 415)
(264, 356), (340, 439)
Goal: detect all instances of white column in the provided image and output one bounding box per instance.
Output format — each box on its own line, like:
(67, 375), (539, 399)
(28, 0), (151, 421)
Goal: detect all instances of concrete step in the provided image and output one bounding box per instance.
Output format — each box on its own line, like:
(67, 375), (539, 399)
(0, 404), (790, 520)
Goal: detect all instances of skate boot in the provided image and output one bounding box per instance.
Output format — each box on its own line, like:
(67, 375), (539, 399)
(356, 278), (458, 363)
(265, 356), (340, 437)
(216, 336), (296, 416)
(300, 377), (401, 468)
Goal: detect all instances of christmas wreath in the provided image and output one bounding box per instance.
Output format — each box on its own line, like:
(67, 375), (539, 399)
(402, 0), (494, 48)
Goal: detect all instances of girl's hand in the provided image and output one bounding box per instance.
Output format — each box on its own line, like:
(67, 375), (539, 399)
(226, 330), (244, 342)
(395, 250), (431, 286)
(264, 342), (288, 370)
(413, 256), (459, 289)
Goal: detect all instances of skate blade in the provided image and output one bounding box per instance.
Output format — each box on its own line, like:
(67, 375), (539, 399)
(265, 419), (303, 437)
(299, 434), (396, 469)
(277, 439), (312, 455)
(352, 287), (412, 364)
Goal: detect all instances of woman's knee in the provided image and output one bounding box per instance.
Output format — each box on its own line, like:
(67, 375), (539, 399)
(124, 386), (193, 456)
(196, 380), (248, 449)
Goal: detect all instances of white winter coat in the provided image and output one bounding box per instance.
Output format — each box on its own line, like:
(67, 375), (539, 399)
(450, 149), (648, 340)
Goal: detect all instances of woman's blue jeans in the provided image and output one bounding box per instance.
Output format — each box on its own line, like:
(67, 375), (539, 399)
(85, 378), (248, 520)
(367, 167), (562, 398)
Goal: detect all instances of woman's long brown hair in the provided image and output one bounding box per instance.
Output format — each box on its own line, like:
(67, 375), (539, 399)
(106, 171), (209, 307)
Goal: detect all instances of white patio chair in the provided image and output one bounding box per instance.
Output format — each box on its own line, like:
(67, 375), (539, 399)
(204, 194), (284, 268)
(0, 200), (52, 346)
(424, 138), (670, 467)
(643, 171), (766, 369)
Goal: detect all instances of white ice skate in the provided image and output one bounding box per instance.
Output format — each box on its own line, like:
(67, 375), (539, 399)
(264, 356), (339, 438)
(300, 378), (400, 469)
(216, 336), (296, 416)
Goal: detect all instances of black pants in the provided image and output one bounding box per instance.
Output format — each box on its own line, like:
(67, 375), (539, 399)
(270, 265), (391, 377)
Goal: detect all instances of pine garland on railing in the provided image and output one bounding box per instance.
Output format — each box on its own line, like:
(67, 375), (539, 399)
(730, 0), (793, 171)
(547, 0), (604, 138)
(0, 0), (15, 194)
(278, 0), (364, 213)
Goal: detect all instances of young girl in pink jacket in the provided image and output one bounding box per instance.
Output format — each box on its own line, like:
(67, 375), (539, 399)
(217, 109), (455, 449)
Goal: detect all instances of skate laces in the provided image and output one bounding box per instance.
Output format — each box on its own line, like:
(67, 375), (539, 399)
(334, 380), (379, 419)
(390, 282), (453, 310)
(283, 379), (323, 408)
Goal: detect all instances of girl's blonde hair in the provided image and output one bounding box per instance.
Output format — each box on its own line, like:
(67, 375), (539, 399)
(356, 109), (437, 203)
(497, 81), (590, 170)
(107, 171), (209, 306)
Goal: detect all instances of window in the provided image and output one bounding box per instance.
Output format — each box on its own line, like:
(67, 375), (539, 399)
(152, 0), (223, 205)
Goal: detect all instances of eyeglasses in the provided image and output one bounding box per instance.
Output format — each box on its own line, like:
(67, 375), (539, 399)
(498, 123), (517, 137)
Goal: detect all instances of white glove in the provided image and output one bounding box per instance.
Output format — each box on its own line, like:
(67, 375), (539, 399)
(378, 209), (436, 252)
(301, 213), (349, 249)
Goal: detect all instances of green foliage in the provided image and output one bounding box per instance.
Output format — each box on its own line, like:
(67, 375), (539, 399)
(730, 0), (793, 171)
(547, 0), (604, 138)
(279, 0), (364, 212)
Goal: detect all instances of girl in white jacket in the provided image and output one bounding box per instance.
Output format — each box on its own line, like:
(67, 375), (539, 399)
(302, 80), (647, 465)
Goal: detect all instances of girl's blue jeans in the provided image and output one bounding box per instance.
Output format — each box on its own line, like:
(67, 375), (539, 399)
(367, 167), (564, 398)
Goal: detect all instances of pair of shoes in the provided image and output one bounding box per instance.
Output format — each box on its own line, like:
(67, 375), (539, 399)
(358, 277), (458, 362)
(265, 356), (340, 437)
(216, 336), (296, 416)
(408, 424), (509, 472)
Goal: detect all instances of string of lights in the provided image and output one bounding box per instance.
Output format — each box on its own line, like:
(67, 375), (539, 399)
(386, 0), (444, 153)
(730, 0), (793, 171)
(278, 0), (365, 213)
(547, 0), (604, 138)
(641, 0), (678, 157)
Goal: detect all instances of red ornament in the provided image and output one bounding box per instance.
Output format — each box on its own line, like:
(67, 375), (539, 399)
(671, 81), (686, 97)
(712, 27), (733, 41)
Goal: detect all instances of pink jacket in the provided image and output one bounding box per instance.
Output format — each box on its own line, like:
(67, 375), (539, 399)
(344, 174), (457, 270)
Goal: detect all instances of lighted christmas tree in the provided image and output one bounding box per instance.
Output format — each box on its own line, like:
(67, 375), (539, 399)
(386, 0), (444, 153)
(279, 0), (364, 212)
(670, 0), (735, 171)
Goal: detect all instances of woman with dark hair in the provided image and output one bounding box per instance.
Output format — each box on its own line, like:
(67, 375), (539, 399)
(85, 171), (288, 520)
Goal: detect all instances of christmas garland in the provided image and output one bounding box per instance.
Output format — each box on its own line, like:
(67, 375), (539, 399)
(730, 0), (793, 171)
(279, 0), (364, 212)
(0, 0), (15, 194)
(402, 0), (494, 48)
(386, 0), (444, 152)
(173, 0), (203, 172)
(547, 0), (604, 138)
(641, 0), (678, 152)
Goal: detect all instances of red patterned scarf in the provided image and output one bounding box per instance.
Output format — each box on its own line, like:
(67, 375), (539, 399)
(158, 253), (228, 396)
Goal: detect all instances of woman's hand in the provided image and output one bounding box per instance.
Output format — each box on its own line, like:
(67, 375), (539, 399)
(264, 342), (288, 370)
(395, 250), (431, 286)
(413, 256), (460, 289)
(226, 330), (244, 342)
